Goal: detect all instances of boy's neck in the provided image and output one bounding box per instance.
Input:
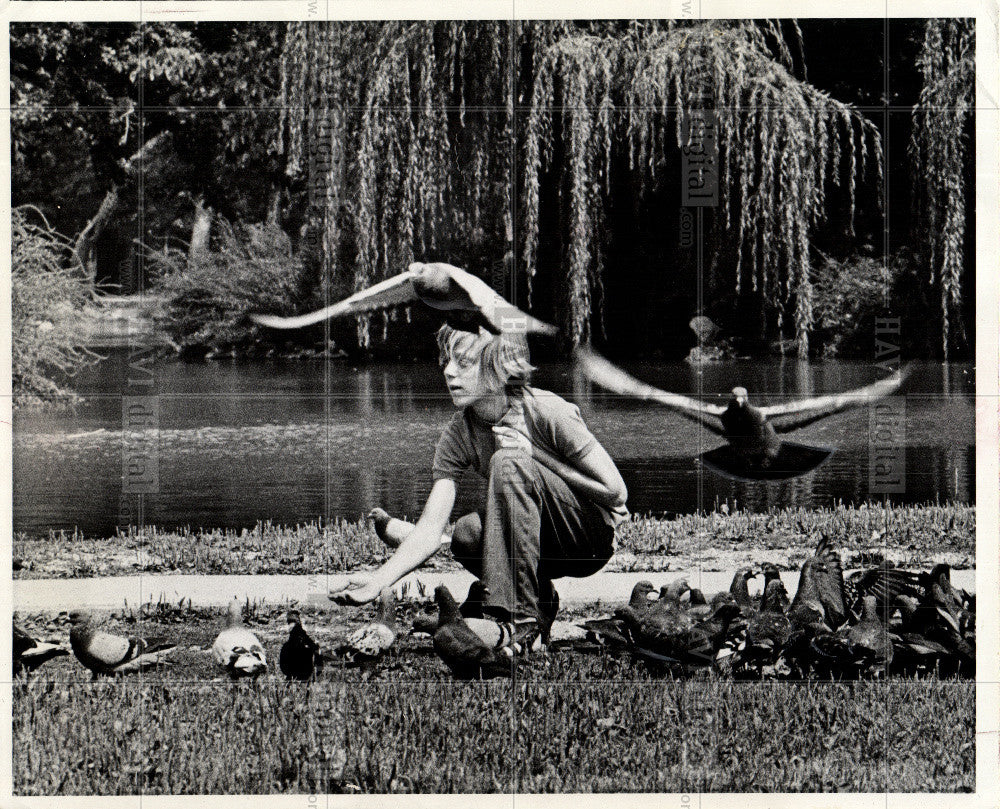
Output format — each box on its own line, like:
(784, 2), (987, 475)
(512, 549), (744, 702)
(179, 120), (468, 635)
(470, 394), (510, 424)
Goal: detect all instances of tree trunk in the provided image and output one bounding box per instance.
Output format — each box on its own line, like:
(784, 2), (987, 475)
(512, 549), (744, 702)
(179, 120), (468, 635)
(73, 185), (120, 284)
(73, 131), (172, 284)
(187, 196), (212, 268)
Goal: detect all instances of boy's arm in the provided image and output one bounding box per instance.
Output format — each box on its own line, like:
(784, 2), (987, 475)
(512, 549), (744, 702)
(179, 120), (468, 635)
(329, 478), (456, 604)
(494, 425), (627, 509)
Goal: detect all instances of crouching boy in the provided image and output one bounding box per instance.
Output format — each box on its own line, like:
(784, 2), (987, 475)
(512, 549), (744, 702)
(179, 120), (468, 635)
(331, 325), (628, 654)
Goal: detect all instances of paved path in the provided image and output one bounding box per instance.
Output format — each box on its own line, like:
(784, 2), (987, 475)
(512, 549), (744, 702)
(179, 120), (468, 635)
(12, 568), (976, 612)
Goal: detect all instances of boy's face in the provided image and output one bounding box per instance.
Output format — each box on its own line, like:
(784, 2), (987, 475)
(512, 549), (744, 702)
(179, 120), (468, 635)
(443, 350), (494, 408)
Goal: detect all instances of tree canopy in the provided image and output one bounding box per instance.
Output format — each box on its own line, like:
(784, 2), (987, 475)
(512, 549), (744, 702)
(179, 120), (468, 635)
(11, 19), (976, 364)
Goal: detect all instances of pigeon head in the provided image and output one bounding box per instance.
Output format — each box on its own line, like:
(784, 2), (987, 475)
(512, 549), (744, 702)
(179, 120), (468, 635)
(860, 595), (882, 624)
(375, 587), (397, 628)
(661, 578), (690, 602)
(711, 601), (742, 624)
(226, 599), (245, 628)
(730, 387), (749, 407)
(711, 591), (738, 610)
(435, 585), (462, 624)
(68, 610), (92, 626)
(761, 579), (790, 613)
(286, 610), (302, 626)
(629, 581), (656, 607)
(760, 563), (782, 583)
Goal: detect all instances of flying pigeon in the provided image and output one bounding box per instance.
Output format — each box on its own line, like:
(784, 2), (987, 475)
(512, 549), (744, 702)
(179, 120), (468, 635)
(250, 261), (557, 337)
(574, 346), (910, 481)
(338, 587), (398, 663)
(68, 611), (175, 678)
(279, 610), (326, 681)
(14, 623), (69, 676)
(432, 585), (511, 679)
(212, 599), (268, 679)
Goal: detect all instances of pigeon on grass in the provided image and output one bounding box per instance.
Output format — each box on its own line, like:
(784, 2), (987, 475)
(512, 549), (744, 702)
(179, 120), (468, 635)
(14, 623), (69, 676)
(279, 610), (327, 681)
(69, 611), (175, 678)
(337, 587), (398, 663)
(432, 585), (511, 679)
(212, 599), (268, 679)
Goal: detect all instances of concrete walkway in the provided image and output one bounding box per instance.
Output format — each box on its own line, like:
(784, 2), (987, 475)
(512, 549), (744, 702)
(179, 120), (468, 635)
(12, 568), (976, 613)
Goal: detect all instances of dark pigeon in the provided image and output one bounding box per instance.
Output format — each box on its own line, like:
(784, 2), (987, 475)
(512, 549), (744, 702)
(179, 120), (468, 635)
(575, 347), (910, 481)
(432, 585), (511, 679)
(14, 623), (69, 676)
(789, 535), (847, 630)
(729, 567), (758, 612)
(279, 610), (325, 681)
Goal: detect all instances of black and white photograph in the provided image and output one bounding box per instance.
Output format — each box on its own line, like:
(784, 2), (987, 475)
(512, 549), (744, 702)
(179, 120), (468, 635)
(4, 1), (997, 801)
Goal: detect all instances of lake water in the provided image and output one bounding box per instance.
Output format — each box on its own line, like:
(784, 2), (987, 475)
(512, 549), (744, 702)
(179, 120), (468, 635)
(13, 352), (975, 538)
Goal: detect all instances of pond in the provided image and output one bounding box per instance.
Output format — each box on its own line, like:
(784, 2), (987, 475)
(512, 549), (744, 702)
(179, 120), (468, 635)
(13, 351), (975, 537)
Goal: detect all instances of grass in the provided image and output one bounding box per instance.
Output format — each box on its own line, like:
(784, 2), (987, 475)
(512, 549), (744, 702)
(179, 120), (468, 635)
(13, 501), (975, 579)
(13, 602), (975, 794)
(14, 676), (973, 794)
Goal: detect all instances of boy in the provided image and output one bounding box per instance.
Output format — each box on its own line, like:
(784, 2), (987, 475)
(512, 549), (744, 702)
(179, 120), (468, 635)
(330, 325), (628, 653)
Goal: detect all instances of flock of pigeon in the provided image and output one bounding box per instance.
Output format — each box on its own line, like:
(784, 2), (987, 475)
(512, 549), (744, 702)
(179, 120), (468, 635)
(582, 542), (975, 680)
(13, 538), (974, 682)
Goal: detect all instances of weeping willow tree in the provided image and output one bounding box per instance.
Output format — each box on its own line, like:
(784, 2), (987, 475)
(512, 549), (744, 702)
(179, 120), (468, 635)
(909, 19), (974, 358)
(279, 22), (511, 346)
(279, 20), (882, 356)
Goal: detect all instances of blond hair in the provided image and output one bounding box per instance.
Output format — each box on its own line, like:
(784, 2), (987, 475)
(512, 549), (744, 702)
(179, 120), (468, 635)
(436, 324), (535, 394)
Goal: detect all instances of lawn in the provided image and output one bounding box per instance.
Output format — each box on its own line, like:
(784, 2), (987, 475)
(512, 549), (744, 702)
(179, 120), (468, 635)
(13, 501), (975, 579)
(13, 601), (975, 794)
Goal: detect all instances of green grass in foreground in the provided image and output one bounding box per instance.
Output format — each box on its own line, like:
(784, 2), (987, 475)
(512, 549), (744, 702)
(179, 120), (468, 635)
(13, 677), (973, 794)
(13, 501), (975, 578)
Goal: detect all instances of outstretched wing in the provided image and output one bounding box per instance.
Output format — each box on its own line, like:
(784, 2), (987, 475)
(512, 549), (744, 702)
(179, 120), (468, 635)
(573, 347), (726, 434)
(762, 364), (912, 433)
(249, 270), (418, 330)
(437, 263), (557, 336)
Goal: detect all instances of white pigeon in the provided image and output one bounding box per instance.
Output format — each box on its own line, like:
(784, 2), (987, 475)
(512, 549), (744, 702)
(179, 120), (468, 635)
(212, 599), (268, 679)
(68, 611), (176, 677)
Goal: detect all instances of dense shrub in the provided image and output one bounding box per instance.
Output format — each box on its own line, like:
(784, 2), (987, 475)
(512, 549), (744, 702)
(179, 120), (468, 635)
(153, 217), (302, 356)
(810, 251), (906, 357)
(11, 206), (101, 407)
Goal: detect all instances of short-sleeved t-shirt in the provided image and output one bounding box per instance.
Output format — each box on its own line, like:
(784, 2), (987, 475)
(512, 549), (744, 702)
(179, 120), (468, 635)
(432, 387), (628, 527)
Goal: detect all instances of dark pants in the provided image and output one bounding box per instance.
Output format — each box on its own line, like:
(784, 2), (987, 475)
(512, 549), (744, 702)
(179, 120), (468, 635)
(450, 448), (614, 623)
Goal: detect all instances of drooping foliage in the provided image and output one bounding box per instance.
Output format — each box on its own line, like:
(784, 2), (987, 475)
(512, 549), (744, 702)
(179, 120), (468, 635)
(909, 19), (974, 358)
(11, 207), (102, 406)
(281, 20), (883, 356)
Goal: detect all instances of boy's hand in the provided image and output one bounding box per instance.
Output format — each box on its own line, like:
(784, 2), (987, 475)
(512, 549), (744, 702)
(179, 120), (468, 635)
(328, 572), (382, 605)
(492, 425), (532, 454)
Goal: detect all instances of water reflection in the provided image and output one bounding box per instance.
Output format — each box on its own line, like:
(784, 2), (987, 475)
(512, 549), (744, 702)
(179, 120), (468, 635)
(13, 352), (975, 537)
